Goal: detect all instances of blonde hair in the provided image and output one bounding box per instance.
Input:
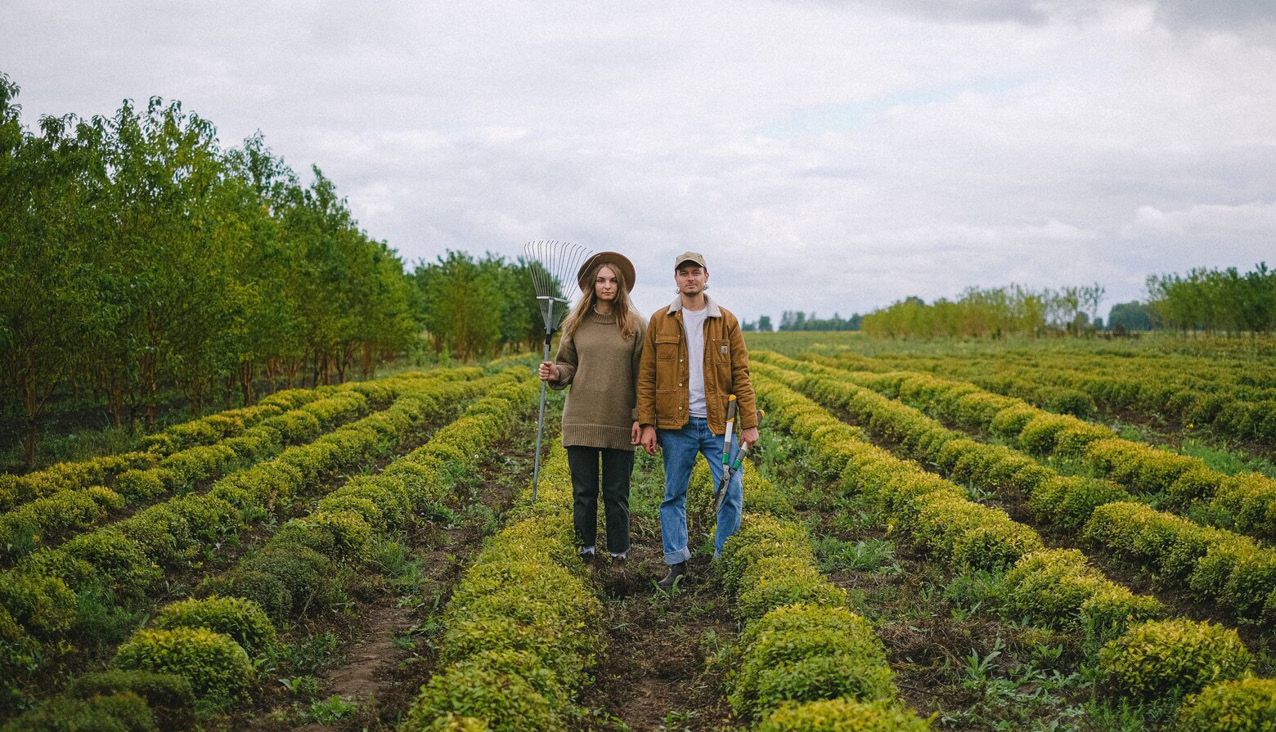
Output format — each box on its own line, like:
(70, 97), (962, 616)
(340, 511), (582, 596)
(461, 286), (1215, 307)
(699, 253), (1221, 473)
(561, 262), (642, 341)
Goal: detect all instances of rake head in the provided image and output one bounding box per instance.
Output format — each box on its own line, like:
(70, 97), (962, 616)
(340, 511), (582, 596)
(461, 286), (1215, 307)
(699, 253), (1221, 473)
(524, 240), (593, 335)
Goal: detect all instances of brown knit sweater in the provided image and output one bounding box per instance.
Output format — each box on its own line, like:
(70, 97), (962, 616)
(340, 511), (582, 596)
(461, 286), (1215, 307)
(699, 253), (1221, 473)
(549, 310), (647, 450)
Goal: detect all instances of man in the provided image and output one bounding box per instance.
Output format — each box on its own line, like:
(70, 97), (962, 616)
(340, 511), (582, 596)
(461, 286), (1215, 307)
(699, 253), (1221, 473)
(637, 251), (759, 591)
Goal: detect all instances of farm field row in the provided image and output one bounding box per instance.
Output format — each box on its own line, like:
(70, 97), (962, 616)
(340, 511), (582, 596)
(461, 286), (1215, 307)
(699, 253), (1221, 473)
(764, 352), (1276, 543)
(8, 340), (1276, 730)
(0, 365), (527, 723)
(749, 362), (1276, 730)
(829, 350), (1276, 447)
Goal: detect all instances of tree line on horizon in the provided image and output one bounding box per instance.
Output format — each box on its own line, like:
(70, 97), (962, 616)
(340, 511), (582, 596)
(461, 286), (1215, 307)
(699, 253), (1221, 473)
(744, 263), (1274, 339)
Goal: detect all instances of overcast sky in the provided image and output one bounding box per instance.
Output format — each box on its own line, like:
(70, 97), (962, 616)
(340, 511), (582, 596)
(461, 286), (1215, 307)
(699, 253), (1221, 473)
(4, 1), (1275, 323)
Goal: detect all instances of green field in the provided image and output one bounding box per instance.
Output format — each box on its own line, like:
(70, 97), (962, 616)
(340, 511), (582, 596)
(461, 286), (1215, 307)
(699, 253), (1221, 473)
(2, 334), (1274, 731)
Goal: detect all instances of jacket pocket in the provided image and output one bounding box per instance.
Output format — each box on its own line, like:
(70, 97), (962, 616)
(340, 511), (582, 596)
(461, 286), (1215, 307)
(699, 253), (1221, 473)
(655, 334), (680, 361)
(712, 338), (730, 363)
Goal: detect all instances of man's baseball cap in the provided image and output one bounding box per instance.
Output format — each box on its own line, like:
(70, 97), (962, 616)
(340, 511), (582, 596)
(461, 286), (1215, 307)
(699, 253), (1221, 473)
(674, 251), (707, 270)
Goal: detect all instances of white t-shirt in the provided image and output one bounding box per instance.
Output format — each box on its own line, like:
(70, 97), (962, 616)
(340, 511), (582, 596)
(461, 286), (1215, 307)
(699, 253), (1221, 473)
(683, 305), (709, 418)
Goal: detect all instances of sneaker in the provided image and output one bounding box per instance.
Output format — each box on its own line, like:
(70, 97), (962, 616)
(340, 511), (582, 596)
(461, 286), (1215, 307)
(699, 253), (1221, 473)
(657, 561), (687, 591)
(610, 551), (628, 562)
(579, 546), (596, 563)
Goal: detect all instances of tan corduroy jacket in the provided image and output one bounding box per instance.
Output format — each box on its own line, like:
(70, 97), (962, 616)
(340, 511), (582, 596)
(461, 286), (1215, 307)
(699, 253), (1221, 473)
(636, 295), (758, 435)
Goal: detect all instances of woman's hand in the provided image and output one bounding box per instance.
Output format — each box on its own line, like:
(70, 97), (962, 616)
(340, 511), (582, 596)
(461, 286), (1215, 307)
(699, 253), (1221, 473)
(630, 421), (641, 445)
(538, 361), (560, 382)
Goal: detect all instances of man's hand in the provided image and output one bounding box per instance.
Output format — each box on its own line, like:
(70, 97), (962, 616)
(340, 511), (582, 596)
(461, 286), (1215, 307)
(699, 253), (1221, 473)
(640, 425), (659, 455)
(740, 426), (760, 450)
(538, 361), (560, 382)
(630, 421), (641, 445)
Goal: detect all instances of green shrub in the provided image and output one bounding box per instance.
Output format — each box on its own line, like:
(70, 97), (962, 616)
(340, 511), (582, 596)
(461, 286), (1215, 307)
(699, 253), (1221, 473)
(14, 549), (94, 589)
(403, 659), (558, 732)
(0, 691), (156, 732)
(910, 492), (1042, 571)
(67, 670), (195, 731)
(113, 627), (256, 707)
(63, 530), (161, 601)
(1176, 677), (1276, 732)
(0, 571), (78, 639)
(242, 544), (340, 619)
(1018, 414), (1077, 455)
(0, 605), (40, 678)
(197, 570), (290, 623)
(720, 514), (815, 592)
(114, 470), (168, 500)
(154, 596), (276, 655)
(417, 713), (490, 732)
(989, 405), (1038, 440)
(736, 557), (848, 621)
(1004, 549), (1163, 649)
(440, 614), (588, 692)
(756, 698), (932, 732)
(1027, 476), (1130, 532)
(731, 604), (894, 719)
(1098, 619), (1251, 702)
(275, 511), (373, 560)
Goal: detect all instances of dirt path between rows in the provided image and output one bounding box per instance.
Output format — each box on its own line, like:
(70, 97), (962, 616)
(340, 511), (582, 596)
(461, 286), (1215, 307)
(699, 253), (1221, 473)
(577, 453), (737, 732)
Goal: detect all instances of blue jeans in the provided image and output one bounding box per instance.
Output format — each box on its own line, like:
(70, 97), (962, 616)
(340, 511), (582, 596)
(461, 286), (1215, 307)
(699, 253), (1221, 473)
(658, 417), (744, 564)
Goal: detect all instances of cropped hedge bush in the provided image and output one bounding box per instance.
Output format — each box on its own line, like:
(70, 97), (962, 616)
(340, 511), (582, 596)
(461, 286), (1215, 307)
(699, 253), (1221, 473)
(113, 627), (256, 707)
(0, 690), (156, 732)
(736, 556), (850, 621)
(730, 604), (895, 719)
(0, 571), (77, 640)
(275, 510), (373, 560)
(66, 670), (195, 731)
(404, 658), (559, 732)
(241, 543), (341, 619)
(908, 491), (1043, 571)
(755, 698), (932, 732)
(153, 596), (276, 655)
(1097, 619), (1251, 702)
(1176, 677), (1276, 732)
(1004, 549), (1164, 649)
(62, 530), (160, 602)
(196, 570), (291, 623)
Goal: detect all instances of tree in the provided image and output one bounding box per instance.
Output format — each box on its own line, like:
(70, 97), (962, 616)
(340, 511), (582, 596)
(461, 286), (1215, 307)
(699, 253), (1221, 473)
(0, 76), (104, 465)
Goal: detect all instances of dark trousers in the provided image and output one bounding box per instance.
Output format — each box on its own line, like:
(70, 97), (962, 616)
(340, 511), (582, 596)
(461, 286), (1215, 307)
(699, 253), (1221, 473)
(565, 446), (634, 554)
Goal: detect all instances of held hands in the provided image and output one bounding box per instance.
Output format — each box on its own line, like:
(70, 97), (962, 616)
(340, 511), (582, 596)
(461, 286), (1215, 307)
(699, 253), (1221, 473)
(640, 425), (659, 455)
(538, 361), (560, 382)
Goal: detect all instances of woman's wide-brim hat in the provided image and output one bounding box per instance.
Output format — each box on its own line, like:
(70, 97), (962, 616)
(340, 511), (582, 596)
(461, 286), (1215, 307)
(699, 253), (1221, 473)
(576, 251), (636, 293)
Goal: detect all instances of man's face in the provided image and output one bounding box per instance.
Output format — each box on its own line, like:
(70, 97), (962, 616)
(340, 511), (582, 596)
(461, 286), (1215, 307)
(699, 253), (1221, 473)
(676, 264), (707, 296)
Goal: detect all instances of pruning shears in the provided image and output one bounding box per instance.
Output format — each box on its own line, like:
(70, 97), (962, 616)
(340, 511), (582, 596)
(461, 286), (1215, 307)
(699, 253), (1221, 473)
(711, 396), (763, 519)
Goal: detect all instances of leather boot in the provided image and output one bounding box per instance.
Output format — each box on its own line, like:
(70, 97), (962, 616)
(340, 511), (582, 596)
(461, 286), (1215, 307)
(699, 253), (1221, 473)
(657, 561), (687, 591)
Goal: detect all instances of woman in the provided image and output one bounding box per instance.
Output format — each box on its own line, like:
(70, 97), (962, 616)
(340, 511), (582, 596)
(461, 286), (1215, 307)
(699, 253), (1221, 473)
(539, 252), (646, 562)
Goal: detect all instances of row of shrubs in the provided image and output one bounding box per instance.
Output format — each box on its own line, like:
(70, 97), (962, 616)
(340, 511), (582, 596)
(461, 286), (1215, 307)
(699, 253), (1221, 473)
(0, 387), (321, 513)
(874, 351), (1276, 443)
(1, 370), (538, 730)
(0, 369), (469, 514)
(754, 364), (1276, 730)
(0, 369), (499, 707)
(706, 457), (932, 730)
(761, 353), (1276, 628)
(0, 390), (375, 564)
(751, 364), (1158, 641)
(797, 353), (1276, 542)
(402, 441), (603, 731)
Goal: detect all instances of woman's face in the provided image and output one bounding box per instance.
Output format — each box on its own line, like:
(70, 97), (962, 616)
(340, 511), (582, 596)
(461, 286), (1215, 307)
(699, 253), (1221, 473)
(595, 265), (619, 303)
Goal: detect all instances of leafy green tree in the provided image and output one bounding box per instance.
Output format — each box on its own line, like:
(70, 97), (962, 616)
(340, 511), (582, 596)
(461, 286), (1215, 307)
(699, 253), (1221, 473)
(0, 76), (103, 465)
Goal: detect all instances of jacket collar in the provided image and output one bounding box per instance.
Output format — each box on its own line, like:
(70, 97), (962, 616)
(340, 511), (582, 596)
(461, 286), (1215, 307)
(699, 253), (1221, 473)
(667, 293), (722, 318)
